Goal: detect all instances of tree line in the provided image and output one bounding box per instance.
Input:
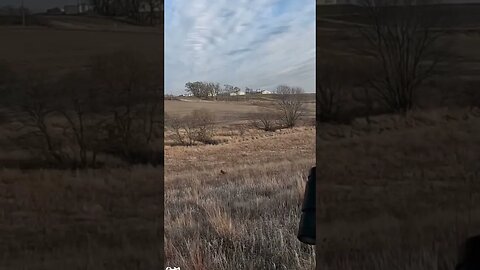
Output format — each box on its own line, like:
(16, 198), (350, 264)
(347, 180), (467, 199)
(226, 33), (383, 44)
(183, 81), (276, 99)
(89, 0), (161, 25)
(0, 51), (163, 169)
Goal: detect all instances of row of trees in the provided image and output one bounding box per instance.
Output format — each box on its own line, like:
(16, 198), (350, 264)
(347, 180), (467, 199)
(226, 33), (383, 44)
(184, 82), (221, 99)
(0, 51), (163, 168)
(184, 81), (275, 99)
(89, 0), (161, 25)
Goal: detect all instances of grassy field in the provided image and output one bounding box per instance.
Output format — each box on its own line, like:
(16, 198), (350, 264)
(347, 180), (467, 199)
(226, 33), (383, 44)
(164, 99), (316, 269)
(165, 98), (315, 124)
(317, 108), (480, 269)
(0, 23), (164, 269)
(0, 167), (163, 270)
(316, 4), (480, 269)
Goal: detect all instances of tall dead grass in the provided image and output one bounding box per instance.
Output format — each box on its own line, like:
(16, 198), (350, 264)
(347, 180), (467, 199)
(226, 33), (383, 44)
(0, 167), (163, 269)
(317, 109), (480, 269)
(165, 128), (315, 269)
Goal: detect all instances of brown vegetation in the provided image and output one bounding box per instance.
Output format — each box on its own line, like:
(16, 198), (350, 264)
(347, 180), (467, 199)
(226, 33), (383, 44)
(0, 46), (163, 269)
(316, 1), (480, 269)
(165, 125), (316, 269)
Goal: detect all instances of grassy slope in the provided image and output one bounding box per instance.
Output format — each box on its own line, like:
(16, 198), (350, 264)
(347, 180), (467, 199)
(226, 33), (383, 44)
(165, 127), (316, 269)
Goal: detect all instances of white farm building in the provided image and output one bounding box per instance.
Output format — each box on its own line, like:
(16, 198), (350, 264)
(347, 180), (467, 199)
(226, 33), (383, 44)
(230, 91), (246, 96)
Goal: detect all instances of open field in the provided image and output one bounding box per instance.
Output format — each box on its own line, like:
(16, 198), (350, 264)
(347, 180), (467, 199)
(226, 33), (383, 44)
(164, 125), (316, 269)
(164, 97), (316, 268)
(0, 167), (163, 270)
(317, 108), (480, 269)
(0, 23), (164, 269)
(165, 98), (316, 124)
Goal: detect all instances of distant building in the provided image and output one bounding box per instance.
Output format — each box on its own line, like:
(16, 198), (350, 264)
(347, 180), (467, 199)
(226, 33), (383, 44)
(261, 90), (273, 95)
(230, 91), (246, 96)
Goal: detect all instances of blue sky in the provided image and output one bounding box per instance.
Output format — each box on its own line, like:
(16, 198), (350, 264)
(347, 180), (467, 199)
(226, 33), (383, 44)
(165, 0), (316, 94)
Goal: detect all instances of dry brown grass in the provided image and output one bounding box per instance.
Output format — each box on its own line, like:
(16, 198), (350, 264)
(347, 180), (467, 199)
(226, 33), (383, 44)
(165, 98), (316, 124)
(0, 23), (164, 269)
(317, 108), (480, 270)
(165, 123), (316, 269)
(0, 167), (163, 269)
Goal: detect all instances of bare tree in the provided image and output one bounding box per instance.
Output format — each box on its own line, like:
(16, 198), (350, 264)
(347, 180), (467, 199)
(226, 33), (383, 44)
(191, 109), (216, 144)
(358, 0), (444, 114)
(250, 110), (281, 132)
(317, 60), (347, 122)
(54, 71), (105, 168)
(165, 109), (216, 146)
(165, 113), (188, 145)
(276, 85), (305, 128)
(90, 50), (162, 163)
(14, 73), (66, 165)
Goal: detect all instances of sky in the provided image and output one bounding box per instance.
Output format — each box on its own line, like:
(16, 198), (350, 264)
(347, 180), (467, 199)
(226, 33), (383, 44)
(164, 0), (316, 94)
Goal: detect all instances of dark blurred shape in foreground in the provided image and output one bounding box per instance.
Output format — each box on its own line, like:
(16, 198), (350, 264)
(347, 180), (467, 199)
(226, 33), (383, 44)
(298, 166), (316, 245)
(456, 235), (480, 270)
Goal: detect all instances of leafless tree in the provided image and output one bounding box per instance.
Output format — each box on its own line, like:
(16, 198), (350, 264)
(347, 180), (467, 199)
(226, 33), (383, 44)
(276, 85), (305, 128)
(191, 109), (216, 144)
(165, 109), (216, 146)
(90, 50), (162, 163)
(54, 71), (105, 168)
(14, 73), (66, 165)
(358, 0), (444, 114)
(165, 113), (188, 145)
(89, 0), (160, 25)
(317, 60), (347, 122)
(249, 110), (281, 132)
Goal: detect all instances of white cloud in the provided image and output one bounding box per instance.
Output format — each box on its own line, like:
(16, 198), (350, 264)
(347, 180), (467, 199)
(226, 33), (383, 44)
(165, 0), (315, 94)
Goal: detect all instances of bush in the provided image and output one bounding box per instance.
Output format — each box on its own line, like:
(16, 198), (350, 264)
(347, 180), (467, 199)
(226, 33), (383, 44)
(250, 110), (281, 132)
(276, 85), (305, 128)
(191, 109), (216, 143)
(166, 109), (217, 146)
